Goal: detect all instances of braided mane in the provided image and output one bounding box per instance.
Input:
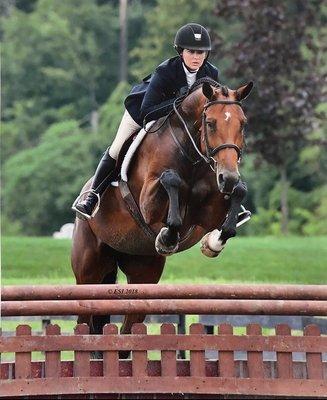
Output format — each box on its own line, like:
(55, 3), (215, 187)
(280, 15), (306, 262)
(189, 77), (221, 93)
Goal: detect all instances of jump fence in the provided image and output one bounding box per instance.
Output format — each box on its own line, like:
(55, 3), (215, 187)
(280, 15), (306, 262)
(1, 284), (327, 399)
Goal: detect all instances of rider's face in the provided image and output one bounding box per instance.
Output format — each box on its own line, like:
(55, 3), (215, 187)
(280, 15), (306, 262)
(182, 49), (207, 70)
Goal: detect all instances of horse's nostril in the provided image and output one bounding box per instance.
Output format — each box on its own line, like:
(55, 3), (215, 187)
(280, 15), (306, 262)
(218, 173), (224, 185)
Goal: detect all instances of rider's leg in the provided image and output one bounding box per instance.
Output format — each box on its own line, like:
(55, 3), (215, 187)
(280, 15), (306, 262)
(108, 110), (141, 160)
(73, 148), (116, 219)
(73, 110), (141, 220)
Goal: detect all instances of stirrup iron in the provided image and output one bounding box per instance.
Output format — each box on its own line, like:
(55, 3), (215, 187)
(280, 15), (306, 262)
(236, 205), (251, 227)
(71, 189), (101, 220)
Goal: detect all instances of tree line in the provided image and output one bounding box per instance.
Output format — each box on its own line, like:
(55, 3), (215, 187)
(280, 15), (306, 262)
(1, 0), (326, 236)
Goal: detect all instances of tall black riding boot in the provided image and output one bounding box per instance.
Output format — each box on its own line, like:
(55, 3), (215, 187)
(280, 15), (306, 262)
(72, 149), (116, 220)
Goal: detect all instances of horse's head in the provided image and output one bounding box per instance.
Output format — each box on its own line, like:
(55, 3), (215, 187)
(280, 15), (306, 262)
(197, 81), (253, 194)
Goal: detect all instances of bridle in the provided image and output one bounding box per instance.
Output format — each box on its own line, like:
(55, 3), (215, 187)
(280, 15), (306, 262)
(172, 97), (243, 172)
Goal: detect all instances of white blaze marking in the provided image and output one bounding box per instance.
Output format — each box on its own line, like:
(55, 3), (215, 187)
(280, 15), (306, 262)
(225, 112), (231, 121)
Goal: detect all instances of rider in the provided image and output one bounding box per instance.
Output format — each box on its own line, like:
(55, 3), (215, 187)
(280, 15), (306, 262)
(73, 23), (217, 220)
(72, 23), (251, 226)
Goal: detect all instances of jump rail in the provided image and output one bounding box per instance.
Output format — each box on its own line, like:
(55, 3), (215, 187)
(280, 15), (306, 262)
(1, 284), (326, 399)
(3, 283), (327, 300)
(2, 284), (327, 316)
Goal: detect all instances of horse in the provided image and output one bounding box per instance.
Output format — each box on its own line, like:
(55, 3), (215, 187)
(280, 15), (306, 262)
(71, 78), (253, 342)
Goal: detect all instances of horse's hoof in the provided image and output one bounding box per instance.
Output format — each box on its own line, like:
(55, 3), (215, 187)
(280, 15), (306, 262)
(155, 227), (179, 256)
(201, 245), (221, 258)
(200, 230), (225, 258)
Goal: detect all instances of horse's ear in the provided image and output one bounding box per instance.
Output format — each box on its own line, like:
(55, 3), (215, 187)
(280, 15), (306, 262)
(236, 81), (254, 101)
(202, 82), (213, 100)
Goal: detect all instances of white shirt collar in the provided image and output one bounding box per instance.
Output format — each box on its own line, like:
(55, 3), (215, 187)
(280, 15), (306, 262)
(182, 63), (199, 88)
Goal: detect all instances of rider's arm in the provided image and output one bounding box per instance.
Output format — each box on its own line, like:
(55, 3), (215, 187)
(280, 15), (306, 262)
(140, 68), (175, 125)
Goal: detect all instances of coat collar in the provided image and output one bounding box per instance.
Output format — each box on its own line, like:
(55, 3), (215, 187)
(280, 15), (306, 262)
(176, 57), (188, 87)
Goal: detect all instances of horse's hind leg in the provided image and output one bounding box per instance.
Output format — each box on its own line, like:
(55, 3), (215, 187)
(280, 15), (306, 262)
(71, 219), (118, 330)
(155, 169), (183, 255)
(91, 269), (118, 335)
(117, 253), (165, 358)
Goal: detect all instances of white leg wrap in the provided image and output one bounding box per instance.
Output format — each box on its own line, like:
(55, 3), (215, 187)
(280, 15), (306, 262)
(200, 229), (225, 258)
(207, 229), (225, 252)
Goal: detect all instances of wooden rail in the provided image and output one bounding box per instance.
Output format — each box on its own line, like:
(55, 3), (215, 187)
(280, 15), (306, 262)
(2, 284), (327, 316)
(1, 322), (326, 399)
(3, 298), (327, 316)
(3, 283), (327, 300)
(1, 284), (326, 398)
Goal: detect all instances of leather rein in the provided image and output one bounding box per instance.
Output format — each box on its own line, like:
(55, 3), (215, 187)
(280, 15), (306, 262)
(172, 98), (243, 172)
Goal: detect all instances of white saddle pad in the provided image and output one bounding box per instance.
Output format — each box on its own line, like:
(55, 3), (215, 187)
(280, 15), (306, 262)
(120, 121), (156, 182)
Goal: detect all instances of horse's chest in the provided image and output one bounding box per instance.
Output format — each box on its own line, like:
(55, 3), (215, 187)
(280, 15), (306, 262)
(190, 180), (214, 203)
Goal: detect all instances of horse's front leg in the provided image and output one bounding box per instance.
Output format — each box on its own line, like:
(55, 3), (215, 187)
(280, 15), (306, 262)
(155, 169), (183, 256)
(201, 180), (248, 257)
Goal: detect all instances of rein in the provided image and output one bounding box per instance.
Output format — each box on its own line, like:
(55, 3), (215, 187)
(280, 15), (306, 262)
(173, 97), (243, 172)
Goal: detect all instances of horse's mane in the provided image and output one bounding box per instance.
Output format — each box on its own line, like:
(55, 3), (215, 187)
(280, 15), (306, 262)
(189, 77), (221, 94)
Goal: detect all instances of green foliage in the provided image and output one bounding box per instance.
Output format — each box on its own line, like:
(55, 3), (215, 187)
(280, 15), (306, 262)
(98, 81), (131, 149)
(243, 207), (281, 236)
(240, 155), (278, 211)
(3, 120), (96, 235)
(302, 186), (327, 235)
(1, 0), (326, 236)
(2, 0), (120, 151)
(130, 0), (218, 80)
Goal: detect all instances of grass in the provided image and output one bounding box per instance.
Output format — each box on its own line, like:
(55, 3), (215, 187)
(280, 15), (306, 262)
(1, 235), (327, 285)
(1, 235), (325, 362)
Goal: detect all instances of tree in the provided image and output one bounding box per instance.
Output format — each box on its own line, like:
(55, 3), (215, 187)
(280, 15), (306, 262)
(3, 120), (97, 235)
(1, 0), (120, 146)
(119, 0), (128, 82)
(214, 0), (325, 233)
(130, 0), (218, 80)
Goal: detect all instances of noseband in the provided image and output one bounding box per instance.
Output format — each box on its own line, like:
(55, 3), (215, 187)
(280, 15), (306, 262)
(173, 97), (243, 171)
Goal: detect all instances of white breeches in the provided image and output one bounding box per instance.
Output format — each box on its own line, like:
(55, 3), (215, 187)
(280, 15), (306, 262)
(109, 110), (141, 160)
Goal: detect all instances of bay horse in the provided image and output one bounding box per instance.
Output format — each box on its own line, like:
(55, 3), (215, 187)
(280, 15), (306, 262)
(71, 78), (253, 341)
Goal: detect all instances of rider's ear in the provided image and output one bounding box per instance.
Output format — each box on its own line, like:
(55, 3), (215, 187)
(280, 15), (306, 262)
(236, 81), (254, 101)
(202, 82), (213, 100)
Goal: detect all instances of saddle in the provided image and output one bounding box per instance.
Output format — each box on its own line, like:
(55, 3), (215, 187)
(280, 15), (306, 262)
(114, 134), (136, 180)
(112, 121), (157, 184)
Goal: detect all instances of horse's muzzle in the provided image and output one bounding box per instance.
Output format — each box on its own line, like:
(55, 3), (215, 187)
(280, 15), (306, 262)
(217, 170), (240, 194)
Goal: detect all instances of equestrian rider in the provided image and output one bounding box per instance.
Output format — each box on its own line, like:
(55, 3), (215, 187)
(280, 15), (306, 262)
(73, 23), (251, 226)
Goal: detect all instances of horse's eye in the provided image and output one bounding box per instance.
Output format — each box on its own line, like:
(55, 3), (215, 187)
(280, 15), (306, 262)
(206, 120), (216, 132)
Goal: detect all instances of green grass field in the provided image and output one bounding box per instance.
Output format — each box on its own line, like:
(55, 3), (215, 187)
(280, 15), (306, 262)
(1, 235), (326, 362)
(2, 235), (326, 285)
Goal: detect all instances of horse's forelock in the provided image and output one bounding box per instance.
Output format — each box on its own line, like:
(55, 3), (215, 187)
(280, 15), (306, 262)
(221, 86), (229, 97)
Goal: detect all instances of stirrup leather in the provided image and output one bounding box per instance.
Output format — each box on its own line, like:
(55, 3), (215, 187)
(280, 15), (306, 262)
(71, 189), (101, 220)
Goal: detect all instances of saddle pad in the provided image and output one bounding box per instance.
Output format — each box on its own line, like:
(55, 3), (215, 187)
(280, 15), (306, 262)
(120, 121), (156, 182)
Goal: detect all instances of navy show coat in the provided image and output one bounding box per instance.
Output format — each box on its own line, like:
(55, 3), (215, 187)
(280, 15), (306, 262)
(124, 56), (219, 126)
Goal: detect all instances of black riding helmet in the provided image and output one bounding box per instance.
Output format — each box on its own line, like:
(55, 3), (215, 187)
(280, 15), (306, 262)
(174, 23), (212, 57)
